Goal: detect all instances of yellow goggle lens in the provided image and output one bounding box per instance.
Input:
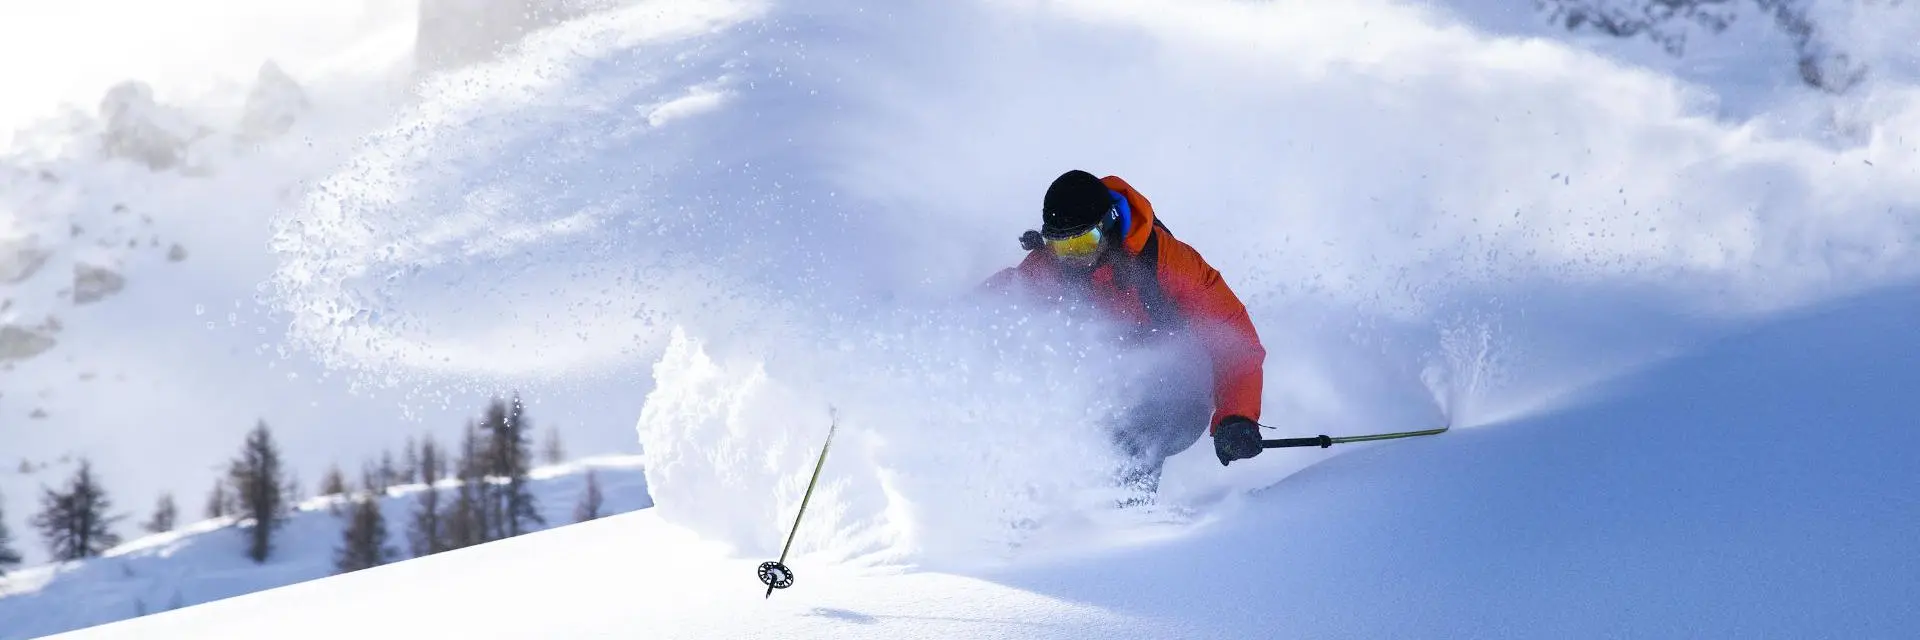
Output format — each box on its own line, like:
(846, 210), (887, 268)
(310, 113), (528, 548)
(1046, 225), (1103, 259)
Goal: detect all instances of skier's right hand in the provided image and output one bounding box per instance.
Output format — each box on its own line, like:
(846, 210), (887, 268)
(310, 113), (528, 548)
(1020, 229), (1045, 251)
(1212, 416), (1262, 466)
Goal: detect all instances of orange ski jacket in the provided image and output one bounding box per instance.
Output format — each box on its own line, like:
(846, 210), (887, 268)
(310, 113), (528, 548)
(986, 175), (1265, 432)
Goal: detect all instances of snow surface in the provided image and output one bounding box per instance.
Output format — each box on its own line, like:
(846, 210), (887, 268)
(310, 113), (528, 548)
(4, 0), (1920, 636)
(0, 0), (644, 569)
(50, 286), (1920, 638)
(0, 458), (649, 639)
(265, 0), (1920, 570)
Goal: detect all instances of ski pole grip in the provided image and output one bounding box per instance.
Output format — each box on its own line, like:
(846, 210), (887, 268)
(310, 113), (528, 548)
(1262, 435), (1333, 449)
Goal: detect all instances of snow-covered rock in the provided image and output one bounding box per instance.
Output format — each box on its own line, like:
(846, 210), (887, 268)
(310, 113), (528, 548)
(96, 81), (206, 171)
(0, 236), (49, 285)
(413, 0), (614, 74)
(71, 263), (125, 306)
(0, 323), (57, 363)
(1537, 0), (1881, 93)
(239, 61), (309, 142)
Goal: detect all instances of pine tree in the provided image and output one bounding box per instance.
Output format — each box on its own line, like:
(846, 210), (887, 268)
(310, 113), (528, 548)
(319, 464), (349, 515)
(285, 469), (305, 508)
(478, 408), (505, 541)
(333, 493), (395, 573)
(0, 491), (23, 575)
(407, 435), (448, 558)
(443, 420), (488, 549)
(143, 493), (177, 534)
(542, 427), (566, 466)
(483, 395), (543, 539)
(31, 458), (124, 561)
(573, 469), (604, 523)
(360, 462), (380, 498)
(402, 436), (422, 485)
(441, 477), (480, 551)
(319, 464), (348, 497)
(228, 421), (289, 563)
(204, 479), (230, 519)
(378, 450), (399, 489)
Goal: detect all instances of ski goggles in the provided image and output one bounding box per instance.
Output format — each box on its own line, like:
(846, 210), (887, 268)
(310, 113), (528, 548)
(1044, 223), (1105, 262)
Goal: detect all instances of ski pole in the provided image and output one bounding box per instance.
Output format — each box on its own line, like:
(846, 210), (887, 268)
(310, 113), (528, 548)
(758, 409), (839, 598)
(1262, 424), (1450, 449)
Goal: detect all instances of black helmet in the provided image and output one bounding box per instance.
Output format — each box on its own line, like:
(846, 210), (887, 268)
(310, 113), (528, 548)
(1041, 170), (1117, 239)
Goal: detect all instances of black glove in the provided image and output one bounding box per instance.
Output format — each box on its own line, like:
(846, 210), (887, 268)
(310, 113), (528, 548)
(1213, 416), (1262, 466)
(1020, 229), (1045, 251)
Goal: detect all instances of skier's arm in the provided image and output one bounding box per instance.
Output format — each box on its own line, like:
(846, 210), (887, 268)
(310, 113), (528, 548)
(1155, 237), (1266, 432)
(977, 249), (1049, 294)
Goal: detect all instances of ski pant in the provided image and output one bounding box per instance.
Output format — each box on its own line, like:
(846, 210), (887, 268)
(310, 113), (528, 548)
(1109, 354), (1214, 496)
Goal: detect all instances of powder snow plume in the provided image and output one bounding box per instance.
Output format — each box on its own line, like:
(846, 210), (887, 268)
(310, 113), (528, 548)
(264, 0), (1920, 567)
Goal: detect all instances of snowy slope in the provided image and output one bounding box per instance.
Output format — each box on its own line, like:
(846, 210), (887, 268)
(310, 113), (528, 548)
(6, 0), (1915, 562)
(265, 0), (1920, 571)
(0, 0), (649, 569)
(54, 284), (1920, 638)
(0, 458), (649, 640)
(0, 0), (458, 570)
(4, 0), (1919, 636)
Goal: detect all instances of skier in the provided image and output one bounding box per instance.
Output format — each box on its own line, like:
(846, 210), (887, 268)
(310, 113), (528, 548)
(984, 170), (1268, 497)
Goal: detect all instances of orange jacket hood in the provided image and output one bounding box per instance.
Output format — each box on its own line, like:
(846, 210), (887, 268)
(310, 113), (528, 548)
(1101, 175), (1158, 256)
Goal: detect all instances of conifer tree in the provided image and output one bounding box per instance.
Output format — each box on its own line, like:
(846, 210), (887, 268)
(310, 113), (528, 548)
(31, 459), (124, 561)
(443, 420), (488, 549)
(378, 450), (399, 489)
(0, 492), (23, 575)
(333, 493), (394, 573)
(228, 421), (289, 563)
(204, 479), (230, 519)
(573, 469), (604, 523)
(407, 434), (449, 557)
(143, 493), (177, 534)
(542, 428), (566, 466)
(483, 395), (543, 539)
(285, 469), (305, 508)
(361, 462), (385, 498)
(403, 436), (422, 485)
(319, 464), (349, 515)
(319, 464), (349, 497)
